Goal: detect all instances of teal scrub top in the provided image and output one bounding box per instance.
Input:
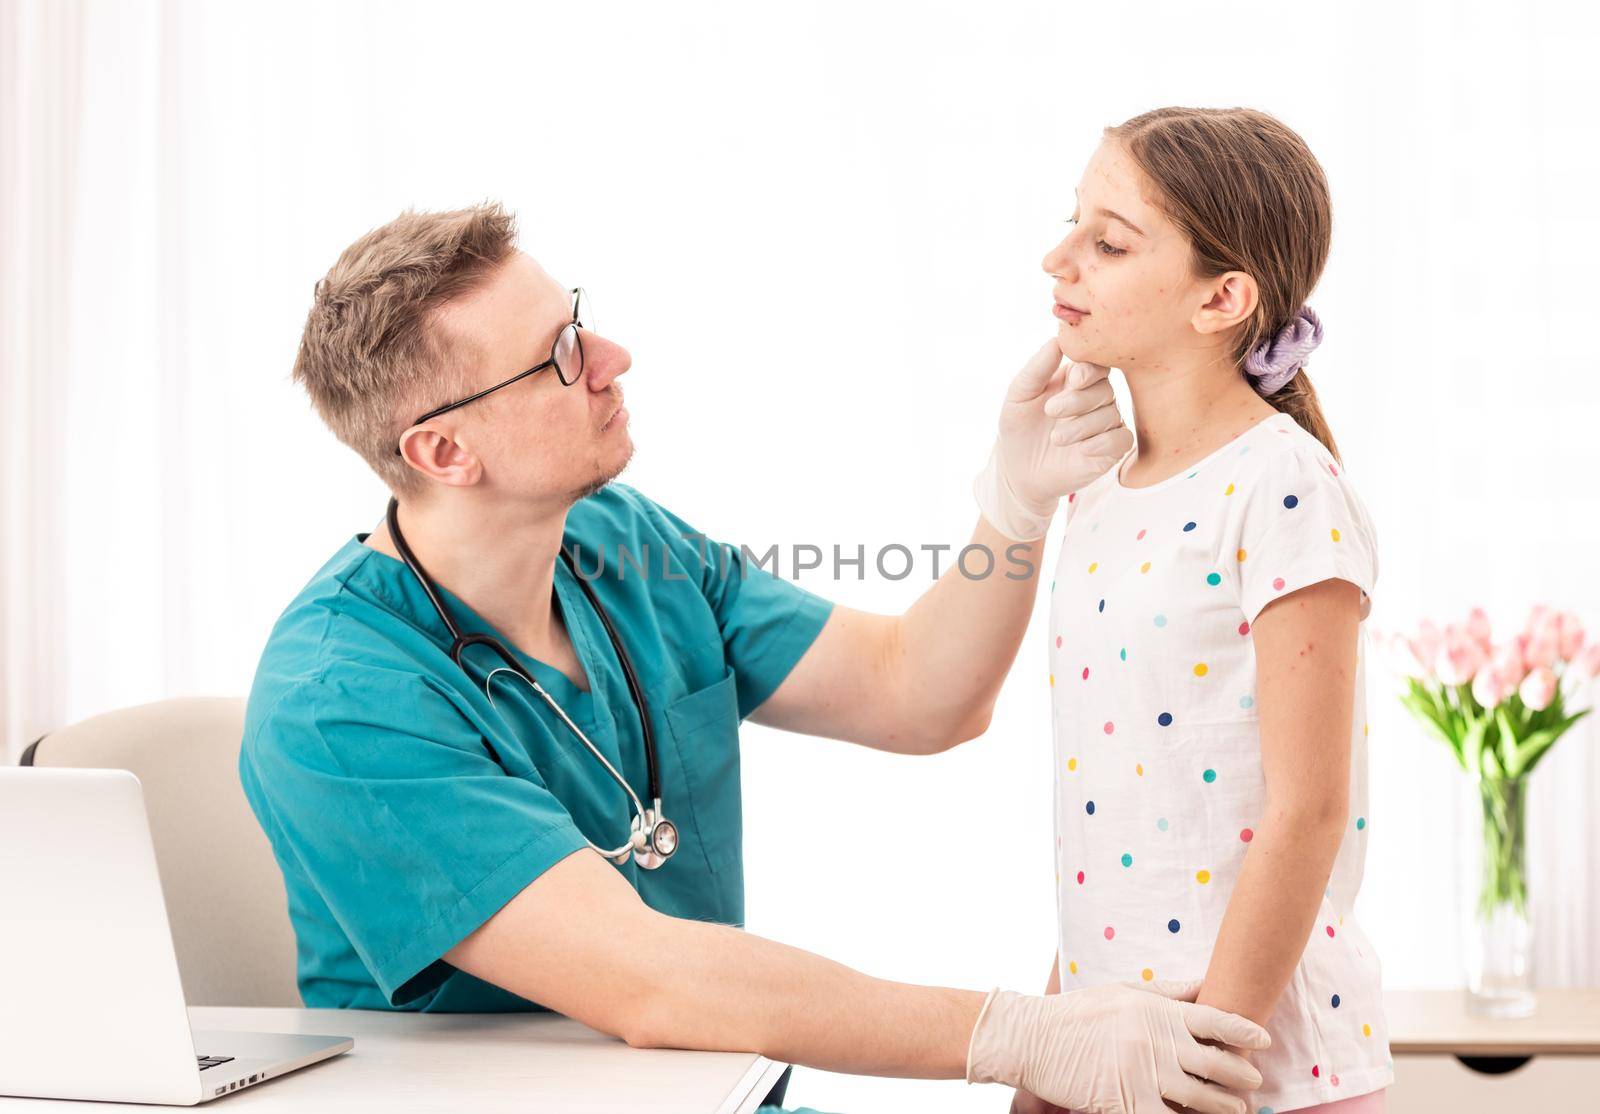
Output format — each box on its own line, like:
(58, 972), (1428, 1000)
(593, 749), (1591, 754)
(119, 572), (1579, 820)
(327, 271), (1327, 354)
(239, 482), (834, 1014)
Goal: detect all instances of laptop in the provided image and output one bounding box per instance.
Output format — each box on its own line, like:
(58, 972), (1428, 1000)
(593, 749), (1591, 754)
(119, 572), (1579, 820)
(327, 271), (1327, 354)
(0, 767), (352, 1104)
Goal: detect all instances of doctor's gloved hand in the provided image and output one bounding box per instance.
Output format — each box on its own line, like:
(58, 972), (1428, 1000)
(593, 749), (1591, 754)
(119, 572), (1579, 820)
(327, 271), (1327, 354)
(973, 338), (1133, 542)
(966, 979), (1271, 1114)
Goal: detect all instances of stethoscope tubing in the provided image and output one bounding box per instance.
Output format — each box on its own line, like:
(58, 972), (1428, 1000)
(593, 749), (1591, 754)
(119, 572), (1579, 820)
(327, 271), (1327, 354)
(383, 497), (674, 867)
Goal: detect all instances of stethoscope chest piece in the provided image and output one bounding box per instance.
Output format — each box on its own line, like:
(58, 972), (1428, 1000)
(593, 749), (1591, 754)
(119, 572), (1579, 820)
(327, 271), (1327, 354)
(630, 807), (679, 870)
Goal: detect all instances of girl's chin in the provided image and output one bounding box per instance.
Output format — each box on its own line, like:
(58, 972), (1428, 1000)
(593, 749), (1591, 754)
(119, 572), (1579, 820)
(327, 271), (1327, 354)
(1055, 323), (1103, 363)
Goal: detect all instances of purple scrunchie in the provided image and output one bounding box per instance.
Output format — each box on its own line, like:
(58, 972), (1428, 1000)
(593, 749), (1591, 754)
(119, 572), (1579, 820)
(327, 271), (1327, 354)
(1244, 304), (1322, 393)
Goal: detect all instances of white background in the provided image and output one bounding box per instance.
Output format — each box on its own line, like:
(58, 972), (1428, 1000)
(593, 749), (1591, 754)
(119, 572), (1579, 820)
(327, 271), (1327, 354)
(4, 2), (1600, 1110)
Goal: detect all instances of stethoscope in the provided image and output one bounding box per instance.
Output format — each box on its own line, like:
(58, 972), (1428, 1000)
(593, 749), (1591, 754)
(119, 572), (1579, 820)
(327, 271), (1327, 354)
(384, 497), (679, 870)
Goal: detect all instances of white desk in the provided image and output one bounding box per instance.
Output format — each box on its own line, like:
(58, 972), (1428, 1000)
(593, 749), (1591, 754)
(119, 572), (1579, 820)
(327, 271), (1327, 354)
(0, 1007), (789, 1113)
(1385, 989), (1600, 1112)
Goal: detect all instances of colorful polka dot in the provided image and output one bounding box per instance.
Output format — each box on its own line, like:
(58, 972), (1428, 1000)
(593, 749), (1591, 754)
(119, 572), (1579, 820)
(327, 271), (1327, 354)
(1048, 673), (1055, 686)
(1272, 576), (1286, 591)
(1363, 1023), (1372, 1037)
(1224, 483), (1235, 496)
(1104, 926), (1116, 940)
(1140, 561), (1152, 573)
(1055, 635), (1063, 648)
(1196, 870), (1211, 884)
(1136, 529), (1147, 540)
(1086, 801), (1096, 815)
(1284, 495), (1299, 509)
(1238, 620), (1250, 635)
(1193, 662), (1208, 677)
(1076, 870), (1085, 884)
(1098, 598), (1106, 612)
(1103, 721), (1115, 735)
(1141, 967), (1154, 981)
(1331, 528), (1341, 542)
(1088, 562), (1098, 573)
(1240, 827), (1254, 842)
(1332, 994), (1341, 1008)
(1168, 918), (1181, 933)
(1332, 1075), (1340, 1087)
(1067, 757), (1077, 771)
(1312, 1064), (1320, 1078)
(1239, 695), (1254, 709)
(1121, 852), (1133, 867)
(1203, 768), (1217, 783)
(1120, 647), (1127, 661)
(1082, 666), (1090, 680)
(1183, 521), (1196, 532)
(1326, 925), (1336, 938)
(1238, 547), (1248, 561)
(1158, 711), (1173, 726)
(1206, 572), (1222, 586)
(1356, 817), (1366, 830)
(1068, 960), (1078, 974)
(1154, 614), (1167, 627)
(1135, 763), (1144, 776)
(1157, 818), (1169, 831)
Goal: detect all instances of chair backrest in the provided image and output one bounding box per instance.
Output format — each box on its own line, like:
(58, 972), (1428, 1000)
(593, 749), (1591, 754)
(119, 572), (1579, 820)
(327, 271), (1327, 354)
(21, 697), (301, 1008)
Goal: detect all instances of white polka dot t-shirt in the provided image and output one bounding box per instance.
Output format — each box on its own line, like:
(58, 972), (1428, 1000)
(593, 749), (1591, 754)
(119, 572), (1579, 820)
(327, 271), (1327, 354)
(1049, 412), (1393, 1113)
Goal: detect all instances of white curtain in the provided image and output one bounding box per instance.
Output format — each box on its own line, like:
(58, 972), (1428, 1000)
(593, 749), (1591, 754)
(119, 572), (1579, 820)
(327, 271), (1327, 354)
(4, 1), (1598, 1108)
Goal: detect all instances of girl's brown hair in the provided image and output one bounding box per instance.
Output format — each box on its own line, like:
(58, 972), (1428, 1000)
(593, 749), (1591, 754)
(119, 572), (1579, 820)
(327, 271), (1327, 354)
(1103, 107), (1341, 463)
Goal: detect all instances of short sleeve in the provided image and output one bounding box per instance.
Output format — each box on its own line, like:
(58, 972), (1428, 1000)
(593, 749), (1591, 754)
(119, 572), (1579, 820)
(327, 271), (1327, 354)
(1229, 446), (1379, 627)
(626, 491), (836, 719)
(239, 666), (591, 1008)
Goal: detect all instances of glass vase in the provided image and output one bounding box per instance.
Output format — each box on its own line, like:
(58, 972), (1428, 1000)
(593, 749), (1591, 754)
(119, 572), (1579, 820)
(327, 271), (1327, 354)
(1465, 775), (1535, 1018)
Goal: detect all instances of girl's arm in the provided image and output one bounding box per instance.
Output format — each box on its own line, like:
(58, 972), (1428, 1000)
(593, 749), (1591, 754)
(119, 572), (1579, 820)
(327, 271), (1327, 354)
(1195, 578), (1363, 1025)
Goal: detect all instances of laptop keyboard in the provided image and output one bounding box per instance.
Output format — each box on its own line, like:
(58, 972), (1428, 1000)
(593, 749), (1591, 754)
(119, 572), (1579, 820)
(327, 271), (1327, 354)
(196, 1055), (235, 1071)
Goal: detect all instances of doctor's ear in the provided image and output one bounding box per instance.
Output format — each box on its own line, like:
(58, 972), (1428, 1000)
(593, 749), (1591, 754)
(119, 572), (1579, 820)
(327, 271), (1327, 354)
(397, 427), (484, 489)
(1191, 271), (1259, 336)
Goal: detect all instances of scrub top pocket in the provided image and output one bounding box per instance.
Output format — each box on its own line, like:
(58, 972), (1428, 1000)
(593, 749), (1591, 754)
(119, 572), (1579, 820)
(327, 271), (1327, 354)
(662, 667), (744, 881)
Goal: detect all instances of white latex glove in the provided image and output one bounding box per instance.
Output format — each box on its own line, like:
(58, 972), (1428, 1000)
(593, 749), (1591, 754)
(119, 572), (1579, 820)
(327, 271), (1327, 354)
(966, 979), (1271, 1114)
(973, 338), (1134, 541)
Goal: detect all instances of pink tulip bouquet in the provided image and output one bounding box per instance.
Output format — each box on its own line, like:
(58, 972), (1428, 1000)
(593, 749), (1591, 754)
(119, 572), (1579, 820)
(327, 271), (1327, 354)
(1374, 605), (1599, 1015)
(1381, 606), (1598, 790)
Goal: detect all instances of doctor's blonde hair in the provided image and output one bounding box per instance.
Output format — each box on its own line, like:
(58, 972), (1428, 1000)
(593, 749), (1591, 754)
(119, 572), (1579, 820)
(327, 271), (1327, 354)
(1103, 107), (1343, 464)
(291, 201), (519, 495)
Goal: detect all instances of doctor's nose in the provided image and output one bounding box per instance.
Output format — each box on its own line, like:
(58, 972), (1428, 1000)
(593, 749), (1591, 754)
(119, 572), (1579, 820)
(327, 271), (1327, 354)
(581, 331), (632, 391)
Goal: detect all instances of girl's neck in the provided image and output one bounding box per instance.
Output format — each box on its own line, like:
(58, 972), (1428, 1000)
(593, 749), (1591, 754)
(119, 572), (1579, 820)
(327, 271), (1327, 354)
(1117, 354), (1279, 486)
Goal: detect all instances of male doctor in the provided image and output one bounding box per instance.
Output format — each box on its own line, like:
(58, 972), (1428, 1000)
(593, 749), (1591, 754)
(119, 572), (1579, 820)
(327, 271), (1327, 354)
(239, 202), (1270, 1114)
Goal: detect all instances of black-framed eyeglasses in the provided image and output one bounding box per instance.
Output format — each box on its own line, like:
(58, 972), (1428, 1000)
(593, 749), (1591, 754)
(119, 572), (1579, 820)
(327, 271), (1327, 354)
(395, 287), (591, 455)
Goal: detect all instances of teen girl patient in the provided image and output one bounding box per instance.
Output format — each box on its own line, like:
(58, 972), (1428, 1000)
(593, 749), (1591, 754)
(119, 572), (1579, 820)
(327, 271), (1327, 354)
(1013, 107), (1391, 1114)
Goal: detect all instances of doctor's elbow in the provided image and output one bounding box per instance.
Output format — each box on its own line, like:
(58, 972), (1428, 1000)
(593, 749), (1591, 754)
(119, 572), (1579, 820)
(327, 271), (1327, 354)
(922, 703), (995, 754)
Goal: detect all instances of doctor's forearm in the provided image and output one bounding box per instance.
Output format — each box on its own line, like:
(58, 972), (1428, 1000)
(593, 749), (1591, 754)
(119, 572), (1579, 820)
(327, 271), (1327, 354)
(892, 514), (1046, 744)
(445, 849), (987, 1077)
(629, 912), (988, 1077)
